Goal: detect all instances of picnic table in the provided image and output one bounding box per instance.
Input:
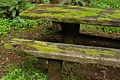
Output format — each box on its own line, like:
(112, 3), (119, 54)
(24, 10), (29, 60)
(20, 4), (120, 44)
(15, 4), (120, 80)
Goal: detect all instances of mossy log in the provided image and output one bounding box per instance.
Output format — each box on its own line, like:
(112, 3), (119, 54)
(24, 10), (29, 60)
(20, 4), (120, 27)
(4, 38), (120, 67)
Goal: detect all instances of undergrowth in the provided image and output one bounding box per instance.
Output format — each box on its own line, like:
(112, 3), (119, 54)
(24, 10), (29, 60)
(80, 24), (120, 34)
(0, 18), (51, 36)
(0, 54), (76, 80)
(90, 0), (120, 8)
(0, 54), (48, 80)
(1, 67), (47, 80)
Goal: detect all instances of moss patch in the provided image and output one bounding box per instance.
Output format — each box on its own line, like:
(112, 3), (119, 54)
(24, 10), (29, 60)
(65, 47), (77, 52)
(12, 38), (63, 53)
(114, 10), (120, 13)
(82, 7), (105, 13)
(20, 4), (120, 26)
(105, 10), (120, 19)
(83, 49), (116, 56)
(110, 13), (120, 19)
(26, 6), (103, 18)
(64, 47), (117, 57)
(26, 41), (63, 53)
(4, 43), (14, 50)
(28, 43), (62, 53)
(20, 4), (105, 23)
(98, 17), (112, 22)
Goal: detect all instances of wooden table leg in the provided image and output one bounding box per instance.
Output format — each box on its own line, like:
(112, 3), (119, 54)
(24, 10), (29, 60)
(61, 23), (80, 44)
(50, 22), (79, 80)
(48, 59), (63, 80)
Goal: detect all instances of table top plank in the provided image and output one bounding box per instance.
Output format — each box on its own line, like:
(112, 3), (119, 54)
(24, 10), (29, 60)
(20, 4), (120, 27)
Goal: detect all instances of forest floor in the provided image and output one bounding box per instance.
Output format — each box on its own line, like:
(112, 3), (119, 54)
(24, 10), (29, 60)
(0, 25), (120, 80)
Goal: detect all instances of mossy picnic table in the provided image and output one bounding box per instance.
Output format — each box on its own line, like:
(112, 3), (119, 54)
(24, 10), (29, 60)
(19, 4), (120, 80)
(20, 4), (120, 43)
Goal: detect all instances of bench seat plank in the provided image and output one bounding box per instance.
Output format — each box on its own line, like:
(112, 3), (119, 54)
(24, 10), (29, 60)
(5, 38), (120, 67)
(20, 4), (120, 26)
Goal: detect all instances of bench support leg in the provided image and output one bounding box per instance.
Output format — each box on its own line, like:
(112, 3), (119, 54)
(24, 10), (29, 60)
(48, 59), (63, 80)
(61, 23), (80, 44)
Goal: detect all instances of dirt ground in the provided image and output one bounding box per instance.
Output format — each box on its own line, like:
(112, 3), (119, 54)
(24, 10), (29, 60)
(0, 26), (120, 80)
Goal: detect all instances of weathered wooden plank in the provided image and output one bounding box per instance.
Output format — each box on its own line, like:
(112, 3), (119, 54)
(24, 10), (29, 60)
(4, 38), (120, 67)
(20, 4), (120, 27)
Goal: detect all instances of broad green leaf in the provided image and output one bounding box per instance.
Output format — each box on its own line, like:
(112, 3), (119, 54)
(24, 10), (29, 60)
(42, 0), (50, 4)
(0, 11), (6, 14)
(9, 6), (15, 11)
(16, 5), (19, 10)
(12, 10), (16, 18)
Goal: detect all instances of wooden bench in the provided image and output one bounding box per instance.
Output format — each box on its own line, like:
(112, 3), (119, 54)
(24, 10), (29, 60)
(4, 38), (120, 80)
(20, 4), (120, 44)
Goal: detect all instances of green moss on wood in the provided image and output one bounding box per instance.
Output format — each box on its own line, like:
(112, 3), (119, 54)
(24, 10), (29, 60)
(38, 4), (46, 6)
(82, 7), (105, 13)
(68, 5), (79, 8)
(20, 13), (51, 18)
(40, 7), (70, 13)
(114, 10), (120, 13)
(7, 38), (119, 57)
(98, 17), (112, 22)
(83, 49), (116, 56)
(20, 4), (105, 22)
(59, 45), (118, 57)
(27, 43), (62, 53)
(20, 4), (120, 26)
(65, 47), (78, 52)
(105, 10), (120, 19)
(110, 13), (120, 19)
(64, 46), (117, 57)
(20, 8), (100, 23)
(23, 6), (103, 18)
(4, 43), (14, 50)
(12, 38), (63, 53)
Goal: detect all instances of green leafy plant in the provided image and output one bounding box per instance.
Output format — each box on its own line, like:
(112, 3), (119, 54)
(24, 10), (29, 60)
(39, 29), (52, 37)
(81, 24), (120, 34)
(1, 54), (77, 80)
(60, 0), (87, 6)
(11, 19), (38, 29)
(1, 64), (47, 80)
(0, 0), (28, 19)
(0, 18), (52, 36)
(22, 55), (38, 69)
(0, 18), (11, 35)
(90, 0), (120, 8)
(24, 3), (36, 10)
(0, 18), (35, 35)
(42, 0), (50, 4)
(1, 53), (47, 80)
